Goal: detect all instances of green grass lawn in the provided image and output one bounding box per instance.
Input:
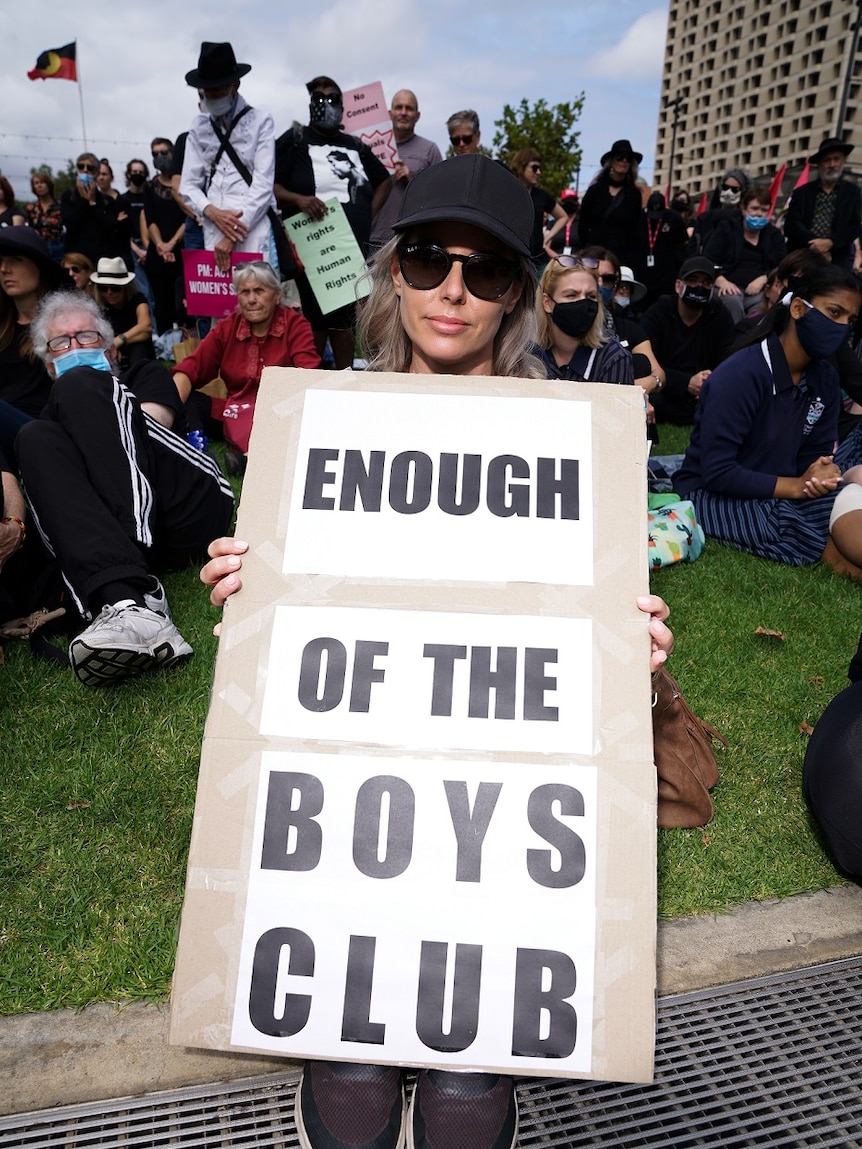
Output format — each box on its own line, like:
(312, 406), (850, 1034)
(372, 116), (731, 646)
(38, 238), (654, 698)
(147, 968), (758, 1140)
(0, 429), (857, 1014)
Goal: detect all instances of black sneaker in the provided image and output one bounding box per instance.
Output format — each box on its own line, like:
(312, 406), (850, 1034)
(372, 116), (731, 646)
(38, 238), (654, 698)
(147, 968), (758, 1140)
(408, 1071), (517, 1149)
(295, 1060), (406, 1149)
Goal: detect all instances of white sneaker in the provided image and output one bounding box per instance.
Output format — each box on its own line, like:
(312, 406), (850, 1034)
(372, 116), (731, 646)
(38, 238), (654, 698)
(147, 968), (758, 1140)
(69, 602), (193, 687)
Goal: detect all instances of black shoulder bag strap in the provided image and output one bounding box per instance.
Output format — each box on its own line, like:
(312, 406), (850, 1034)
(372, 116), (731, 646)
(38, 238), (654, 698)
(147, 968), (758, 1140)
(206, 106), (253, 192)
(207, 109), (298, 280)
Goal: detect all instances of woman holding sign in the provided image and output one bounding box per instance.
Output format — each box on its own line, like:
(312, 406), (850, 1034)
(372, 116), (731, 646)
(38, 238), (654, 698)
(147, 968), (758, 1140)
(202, 154), (673, 1149)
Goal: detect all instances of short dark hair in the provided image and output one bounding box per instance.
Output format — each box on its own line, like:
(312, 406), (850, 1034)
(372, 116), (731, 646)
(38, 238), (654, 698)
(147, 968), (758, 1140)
(150, 137), (173, 152)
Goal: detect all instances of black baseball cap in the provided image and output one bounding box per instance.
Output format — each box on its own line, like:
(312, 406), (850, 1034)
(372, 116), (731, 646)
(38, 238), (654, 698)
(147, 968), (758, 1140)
(393, 154), (533, 257)
(679, 256), (717, 282)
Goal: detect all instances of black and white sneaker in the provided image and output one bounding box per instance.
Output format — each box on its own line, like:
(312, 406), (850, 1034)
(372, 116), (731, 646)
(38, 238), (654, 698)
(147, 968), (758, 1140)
(295, 1061), (406, 1149)
(69, 602), (193, 687)
(408, 1071), (517, 1149)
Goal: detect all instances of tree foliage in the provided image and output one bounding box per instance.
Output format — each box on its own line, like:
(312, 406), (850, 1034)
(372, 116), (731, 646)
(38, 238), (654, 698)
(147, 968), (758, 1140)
(493, 96), (584, 199)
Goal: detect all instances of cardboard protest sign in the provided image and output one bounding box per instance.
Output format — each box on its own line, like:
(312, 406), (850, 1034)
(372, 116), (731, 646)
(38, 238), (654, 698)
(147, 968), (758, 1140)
(341, 81), (397, 172)
(171, 370), (657, 1084)
(181, 250), (260, 318)
(285, 200), (371, 315)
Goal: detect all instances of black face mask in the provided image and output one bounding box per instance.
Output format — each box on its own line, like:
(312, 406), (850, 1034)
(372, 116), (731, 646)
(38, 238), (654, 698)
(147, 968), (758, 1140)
(128, 173), (146, 188)
(552, 299), (599, 338)
(680, 283), (713, 309)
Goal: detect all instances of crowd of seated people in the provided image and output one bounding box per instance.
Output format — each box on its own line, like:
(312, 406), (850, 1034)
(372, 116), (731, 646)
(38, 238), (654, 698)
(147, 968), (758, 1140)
(3, 88), (862, 917)
(4, 63), (862, 1149)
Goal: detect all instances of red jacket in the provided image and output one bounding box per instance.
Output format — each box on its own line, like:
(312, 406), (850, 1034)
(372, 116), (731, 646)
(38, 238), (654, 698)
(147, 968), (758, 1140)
(172, 305), (319, 452)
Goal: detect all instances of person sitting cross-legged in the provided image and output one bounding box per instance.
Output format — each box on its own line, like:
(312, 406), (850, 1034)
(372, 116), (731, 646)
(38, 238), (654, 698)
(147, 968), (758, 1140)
(15, 290), (234, 686)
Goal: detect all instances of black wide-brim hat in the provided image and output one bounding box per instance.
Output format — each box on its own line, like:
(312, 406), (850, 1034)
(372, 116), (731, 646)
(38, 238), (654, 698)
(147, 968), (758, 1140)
(185, 41), (251, 89)
(0, 226), (67, 289)
(808, 136), (853, 164)
(600, 138), (643, 166)
(393, 154), (533, 257)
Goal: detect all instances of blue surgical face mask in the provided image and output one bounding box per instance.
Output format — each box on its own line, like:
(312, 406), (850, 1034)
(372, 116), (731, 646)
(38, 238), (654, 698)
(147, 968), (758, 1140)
(795, 300), (852, 359)
(202, 93), (235, 119)
(614, 294), (631, 309)
(599, 284), (614, 306)
(53, 347), (112, 378)
(745, 214), (769, 231)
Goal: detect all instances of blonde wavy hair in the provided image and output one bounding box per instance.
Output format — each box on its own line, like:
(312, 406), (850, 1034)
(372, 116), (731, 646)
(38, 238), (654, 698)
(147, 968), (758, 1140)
(358, 234), (544, 379)
(535, 260), (607, 351)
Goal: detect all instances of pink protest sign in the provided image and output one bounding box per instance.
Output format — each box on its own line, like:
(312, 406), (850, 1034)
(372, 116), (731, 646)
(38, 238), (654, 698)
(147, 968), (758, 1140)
(182, 250), (260, 318)
(341, 81), (398, 172)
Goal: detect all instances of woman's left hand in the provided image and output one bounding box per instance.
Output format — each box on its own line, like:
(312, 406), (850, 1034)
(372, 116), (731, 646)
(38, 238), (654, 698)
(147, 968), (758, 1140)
(638, 594), (674, 671)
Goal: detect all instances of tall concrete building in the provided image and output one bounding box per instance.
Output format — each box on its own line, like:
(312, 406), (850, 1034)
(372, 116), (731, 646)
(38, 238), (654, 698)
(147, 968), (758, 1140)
(654, 0), (862, 197)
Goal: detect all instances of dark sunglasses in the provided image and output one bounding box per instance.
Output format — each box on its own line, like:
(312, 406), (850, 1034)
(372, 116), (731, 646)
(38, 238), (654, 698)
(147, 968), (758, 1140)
(599, 273), (618, 287)
(613, 153), (632, 162)
(555, 255), (599, 270)
(449, 134), (474, 146)
(398, 243), (519, 301)
(102, 284), (124, 293)
(527, 163), (541, 172)
(77, 163), (97, 173)
(66, 265), (84, 274)
(721, 183), (740, 192)
(151, 149), (170, 158)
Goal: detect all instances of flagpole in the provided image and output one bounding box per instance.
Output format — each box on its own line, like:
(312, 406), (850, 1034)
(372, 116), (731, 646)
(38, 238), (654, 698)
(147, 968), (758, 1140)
(74, 41), (88, 151)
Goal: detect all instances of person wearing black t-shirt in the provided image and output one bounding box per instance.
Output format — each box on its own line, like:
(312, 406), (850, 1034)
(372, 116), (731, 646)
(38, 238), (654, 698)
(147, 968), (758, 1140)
(274, 74), (390, 368)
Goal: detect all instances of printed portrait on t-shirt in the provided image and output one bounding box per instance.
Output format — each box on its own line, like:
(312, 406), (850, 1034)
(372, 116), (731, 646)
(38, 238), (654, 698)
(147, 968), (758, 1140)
(309, 145), (370, 205)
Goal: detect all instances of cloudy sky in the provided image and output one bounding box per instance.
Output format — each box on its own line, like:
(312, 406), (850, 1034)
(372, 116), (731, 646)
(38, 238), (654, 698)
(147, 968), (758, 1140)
(3, 1), (669, 198)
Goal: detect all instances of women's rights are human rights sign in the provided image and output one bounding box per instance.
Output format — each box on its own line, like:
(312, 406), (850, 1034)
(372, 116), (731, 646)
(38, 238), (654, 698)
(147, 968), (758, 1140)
(171, 369), (657, 1084)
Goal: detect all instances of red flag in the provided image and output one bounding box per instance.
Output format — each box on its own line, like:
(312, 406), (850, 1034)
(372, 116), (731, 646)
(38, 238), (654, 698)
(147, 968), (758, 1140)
(28, 42), (77, 82)
(696, 192), (707, 216)
(767, 163), (787, 219)
(793, 160), (811, 190)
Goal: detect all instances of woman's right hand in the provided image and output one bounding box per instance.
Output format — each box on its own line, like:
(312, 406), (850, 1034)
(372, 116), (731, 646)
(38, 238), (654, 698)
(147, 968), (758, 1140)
(201, 537), (248, 611)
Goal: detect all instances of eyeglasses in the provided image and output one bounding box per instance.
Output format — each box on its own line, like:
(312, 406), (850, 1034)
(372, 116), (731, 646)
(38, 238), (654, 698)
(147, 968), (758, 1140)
(449, 134), (474, 146)
(554, 255), (599, 270)
(65, 265), (84, 274)
(77, 163), (97, 173)
(311, 91), (341, 105)
(398, 243), (520, 301)
(599, 273), (618, 287)
(46, 330), (102, 352)
(613, 154), (632, 162)
(721, 183), (740, 192)
(528, 163), (541, 172)
(101, 285), (124, 293)
(151, 149), (170, 158)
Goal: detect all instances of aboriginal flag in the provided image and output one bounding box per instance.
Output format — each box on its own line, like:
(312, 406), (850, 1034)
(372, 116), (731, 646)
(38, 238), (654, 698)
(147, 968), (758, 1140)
(28, 43), (77, 82)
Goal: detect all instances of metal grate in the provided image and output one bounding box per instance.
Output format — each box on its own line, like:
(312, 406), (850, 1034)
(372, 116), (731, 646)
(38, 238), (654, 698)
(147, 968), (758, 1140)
(4, 955), (862, 1147)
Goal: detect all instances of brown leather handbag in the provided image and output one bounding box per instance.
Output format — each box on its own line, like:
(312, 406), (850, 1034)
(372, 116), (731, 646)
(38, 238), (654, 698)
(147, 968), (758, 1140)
(651, 666), (725, 828)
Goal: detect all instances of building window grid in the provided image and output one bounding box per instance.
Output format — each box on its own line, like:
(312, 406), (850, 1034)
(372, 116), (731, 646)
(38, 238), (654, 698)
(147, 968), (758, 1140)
(656, 1), (861, 189)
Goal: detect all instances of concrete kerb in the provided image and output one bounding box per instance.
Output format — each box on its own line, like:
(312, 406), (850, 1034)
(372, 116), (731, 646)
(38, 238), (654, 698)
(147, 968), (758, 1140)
(3, 884), (862, 1118)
